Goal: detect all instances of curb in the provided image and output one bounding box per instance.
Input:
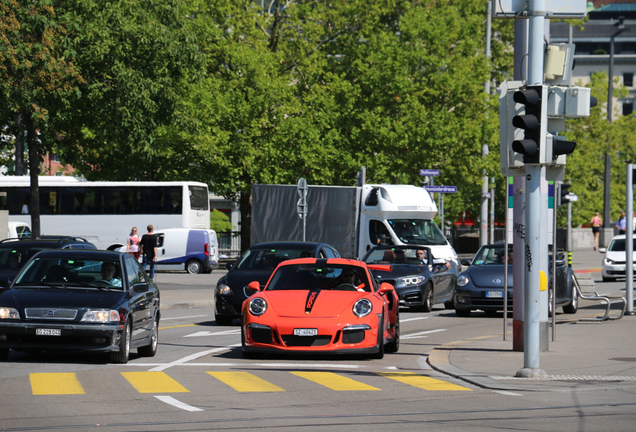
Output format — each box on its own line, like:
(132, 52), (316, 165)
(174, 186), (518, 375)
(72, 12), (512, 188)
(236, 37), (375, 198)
(162, 300), (215, 311)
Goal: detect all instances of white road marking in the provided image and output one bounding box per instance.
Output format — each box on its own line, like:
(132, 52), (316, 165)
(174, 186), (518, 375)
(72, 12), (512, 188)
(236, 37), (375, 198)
(154, 395), (203, 412)
(149, 345), (240, 372)
(401, 329), (447, 340)
(400, 317), (429, 323)
(184, 329), (241, 338)
(161, 315), (207, 321)
(493, 390), (523, 396)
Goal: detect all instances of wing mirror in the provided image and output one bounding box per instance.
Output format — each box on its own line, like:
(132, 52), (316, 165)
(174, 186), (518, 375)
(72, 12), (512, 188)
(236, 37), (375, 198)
(379, 282), (394, 294)
(245, 281), (261, 295)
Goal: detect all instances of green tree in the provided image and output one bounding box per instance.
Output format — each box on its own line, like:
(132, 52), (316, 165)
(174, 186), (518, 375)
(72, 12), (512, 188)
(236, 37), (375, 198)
(0, 0), (84, 237)
(210, 209), (233, 233)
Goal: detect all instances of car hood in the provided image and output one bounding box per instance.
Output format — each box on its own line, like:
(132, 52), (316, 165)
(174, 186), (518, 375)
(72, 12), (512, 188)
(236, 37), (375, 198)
(225, 270), (273, 291)
(259, 290), (369, 318)
(605, 251), (636, 262)
(369, 264), (430, 282)
(464, 265), (513, 288)
(0, 287), (125, 309)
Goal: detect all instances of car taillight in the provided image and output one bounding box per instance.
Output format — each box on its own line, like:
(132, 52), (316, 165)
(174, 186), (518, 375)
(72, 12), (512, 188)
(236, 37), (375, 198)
(204, 243), (209, 256)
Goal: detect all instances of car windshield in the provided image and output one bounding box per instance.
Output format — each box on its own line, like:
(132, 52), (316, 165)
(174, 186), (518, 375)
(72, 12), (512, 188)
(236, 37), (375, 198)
(14, 257), (124, 290)
(235, 247), (314, 271)
(387, 219), (447, 245)
(364, 247), (429, 264)
(472, 246), (513, 265)
(608, 238), (636, 252)
(0, 247), (44, 272)
(266, 264), (372, 292)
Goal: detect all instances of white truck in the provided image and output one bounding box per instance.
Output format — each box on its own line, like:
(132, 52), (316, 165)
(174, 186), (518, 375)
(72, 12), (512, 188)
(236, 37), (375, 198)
(251, 184), (457, 262)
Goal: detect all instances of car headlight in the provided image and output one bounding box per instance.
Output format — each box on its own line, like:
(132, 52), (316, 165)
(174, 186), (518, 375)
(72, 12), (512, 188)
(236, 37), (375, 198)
(457, 274), (470, 287)
(604, 258), (615, 265)
(353, 298), (373, 317)
(81, 310), (120, 323)
(398, 275), (425, 286)
(249, 297), (267, 316)
(217, 284), (234, 295)
(0, 307), (19, 319)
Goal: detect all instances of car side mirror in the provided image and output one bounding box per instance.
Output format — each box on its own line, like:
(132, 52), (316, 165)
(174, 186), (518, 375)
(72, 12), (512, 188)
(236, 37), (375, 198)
(379, 282), (394, 294)
(133, 283), (149, 293)
(599, 248), (607, 253)
(225, 262), (234, 270)
(461, 259), (471, 267)
(245, 281), (261, 295)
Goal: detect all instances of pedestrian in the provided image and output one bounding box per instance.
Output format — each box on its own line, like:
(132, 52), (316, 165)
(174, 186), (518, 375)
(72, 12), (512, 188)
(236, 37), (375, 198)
(126, 227), (141, 260)
(616, 211), (626, 235)
(591, 212), (602, 250)
(139, 224), (158, 280)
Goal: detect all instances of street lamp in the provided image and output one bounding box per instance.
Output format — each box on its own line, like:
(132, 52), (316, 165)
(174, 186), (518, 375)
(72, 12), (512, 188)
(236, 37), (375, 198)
(603, 17), (628, 247)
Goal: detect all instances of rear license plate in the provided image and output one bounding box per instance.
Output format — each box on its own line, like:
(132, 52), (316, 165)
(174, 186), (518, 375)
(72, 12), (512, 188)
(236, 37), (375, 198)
(486, 291), (503, 298)
(36, 328), (61, 336)
(293, 328), (318, 336)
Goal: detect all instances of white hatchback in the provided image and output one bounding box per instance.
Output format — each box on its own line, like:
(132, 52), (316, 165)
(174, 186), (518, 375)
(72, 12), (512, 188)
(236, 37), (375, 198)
(600, 235), (636, 282)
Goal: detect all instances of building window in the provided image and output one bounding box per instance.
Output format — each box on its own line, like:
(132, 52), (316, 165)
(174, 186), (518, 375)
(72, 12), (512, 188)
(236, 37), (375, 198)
(623, 102), (633, 116)
(53, 154), (60, 162)
(624, 73), (634, 87)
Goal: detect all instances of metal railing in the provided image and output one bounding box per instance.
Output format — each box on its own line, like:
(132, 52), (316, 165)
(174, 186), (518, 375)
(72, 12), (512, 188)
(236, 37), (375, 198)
(217, 231), (242, 259)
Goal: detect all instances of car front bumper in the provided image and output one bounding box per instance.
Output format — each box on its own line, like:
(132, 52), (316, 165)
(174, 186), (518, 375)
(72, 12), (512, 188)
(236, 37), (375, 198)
(454, 286), (514, 311)
(0, 321), (125, 352)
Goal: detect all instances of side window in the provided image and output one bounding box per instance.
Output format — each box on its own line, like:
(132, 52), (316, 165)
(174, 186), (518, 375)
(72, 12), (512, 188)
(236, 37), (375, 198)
(125, 255), (144, 286)
(156, 235), (165, 248)
(321, 247), (338, 259)
(369, 220), (393, 246)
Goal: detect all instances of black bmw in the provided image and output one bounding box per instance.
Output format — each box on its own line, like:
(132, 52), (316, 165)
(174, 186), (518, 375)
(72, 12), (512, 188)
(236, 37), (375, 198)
(362, 245), (458, 312)
(0, 249), (160, 363)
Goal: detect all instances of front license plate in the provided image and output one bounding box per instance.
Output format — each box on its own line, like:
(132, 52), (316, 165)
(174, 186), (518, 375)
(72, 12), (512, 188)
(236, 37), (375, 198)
(293, 328), (318, 336)
(486, 291), (503, 298)
(36, 328), (61, 336)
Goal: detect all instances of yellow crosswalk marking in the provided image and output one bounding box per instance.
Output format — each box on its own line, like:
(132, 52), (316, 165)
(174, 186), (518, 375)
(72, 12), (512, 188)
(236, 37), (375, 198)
(30, 373), (85, 395)
(291, 371), (380, 391)
(207, 372), (285, 392)
(121, 371), (189, 393)
(376, 371), (472, 391)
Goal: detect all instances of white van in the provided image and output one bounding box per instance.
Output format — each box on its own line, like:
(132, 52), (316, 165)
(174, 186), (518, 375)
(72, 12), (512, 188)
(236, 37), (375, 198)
(8, 222), (31, 239)
(154, 228), (219, 274)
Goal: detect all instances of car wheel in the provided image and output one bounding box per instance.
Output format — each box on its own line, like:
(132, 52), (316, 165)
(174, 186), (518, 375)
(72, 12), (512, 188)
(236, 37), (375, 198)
(563, 285), (579, 314)
(186, 259), (202, 274)
(138, 317), (159, 357)
(421, 283), (433, 312)
(215, 314), (234, 326)
(0, 348), (9, 361)
(110, 321), (131, 364)
(385, 311), (400, 354)
(456, 308), (471, 317)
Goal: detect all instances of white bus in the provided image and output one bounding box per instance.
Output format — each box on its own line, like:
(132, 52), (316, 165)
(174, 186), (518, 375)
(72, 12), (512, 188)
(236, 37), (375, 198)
(0, 176), (210, 250)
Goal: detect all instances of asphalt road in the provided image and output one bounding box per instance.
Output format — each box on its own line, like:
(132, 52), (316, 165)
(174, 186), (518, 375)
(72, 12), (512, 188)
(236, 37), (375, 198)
(2, 280), (635, 431)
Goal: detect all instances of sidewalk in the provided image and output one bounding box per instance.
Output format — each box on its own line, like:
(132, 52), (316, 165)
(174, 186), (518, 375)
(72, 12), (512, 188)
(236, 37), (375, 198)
(428, 248), (636, 392)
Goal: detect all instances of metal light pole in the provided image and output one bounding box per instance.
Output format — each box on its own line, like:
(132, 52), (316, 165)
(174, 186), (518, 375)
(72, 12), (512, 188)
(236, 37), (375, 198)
(603, 18), (627, 248)
(481, 2), (493, 247)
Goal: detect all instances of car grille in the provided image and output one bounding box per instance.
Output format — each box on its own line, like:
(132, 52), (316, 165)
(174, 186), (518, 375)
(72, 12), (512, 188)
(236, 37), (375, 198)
(281, 335), (331, 347)
(251, 328), (273, 344)
(24, 308), (78, 320)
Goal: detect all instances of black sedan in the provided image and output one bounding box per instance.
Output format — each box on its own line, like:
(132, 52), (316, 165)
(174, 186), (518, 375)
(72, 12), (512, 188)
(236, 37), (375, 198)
(361, 245), (458, 312)
(0, 249), (160, 363)
(214, 241), (340, 325)
(454, 244), (578, 317)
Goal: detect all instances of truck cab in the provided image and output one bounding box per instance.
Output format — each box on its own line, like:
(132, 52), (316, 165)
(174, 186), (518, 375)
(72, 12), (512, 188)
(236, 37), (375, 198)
(358, 185), (457, 263)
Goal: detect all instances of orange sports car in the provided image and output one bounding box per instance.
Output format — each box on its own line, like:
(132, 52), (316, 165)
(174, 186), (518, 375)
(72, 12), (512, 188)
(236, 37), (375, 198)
(241, 258), (399, 359)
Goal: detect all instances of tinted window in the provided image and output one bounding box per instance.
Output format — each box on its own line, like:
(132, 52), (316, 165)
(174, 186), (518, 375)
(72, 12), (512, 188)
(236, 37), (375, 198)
(189, 186), (208, 211)
(235, 247), (317, 271)
(266, 264), (371, 292)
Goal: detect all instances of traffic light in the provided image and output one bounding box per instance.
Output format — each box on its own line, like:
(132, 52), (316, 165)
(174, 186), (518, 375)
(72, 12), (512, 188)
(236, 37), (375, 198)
(558, 183), (572, 207)
(512, 85), (547, 164)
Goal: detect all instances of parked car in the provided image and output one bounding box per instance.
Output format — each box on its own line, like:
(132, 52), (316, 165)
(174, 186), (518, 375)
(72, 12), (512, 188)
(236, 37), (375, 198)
(154, 228), (219, 274)
(0, 249), (160, 363)
(453, 244), (578, 317)
(214, 241), (340, 326)
(600, 235), (636, 282)
(0, 237), (97, 287)
(241, 258), (399, 359)
(361, 245), (458, 311)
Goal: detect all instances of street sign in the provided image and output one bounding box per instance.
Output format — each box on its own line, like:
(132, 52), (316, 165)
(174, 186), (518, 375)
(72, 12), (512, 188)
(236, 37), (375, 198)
(424, 186), (457, 193)
(419, 169), (440, 176)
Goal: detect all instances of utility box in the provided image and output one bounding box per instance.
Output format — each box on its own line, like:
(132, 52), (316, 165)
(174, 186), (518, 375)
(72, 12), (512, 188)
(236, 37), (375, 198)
(547, 86), (593, 118)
